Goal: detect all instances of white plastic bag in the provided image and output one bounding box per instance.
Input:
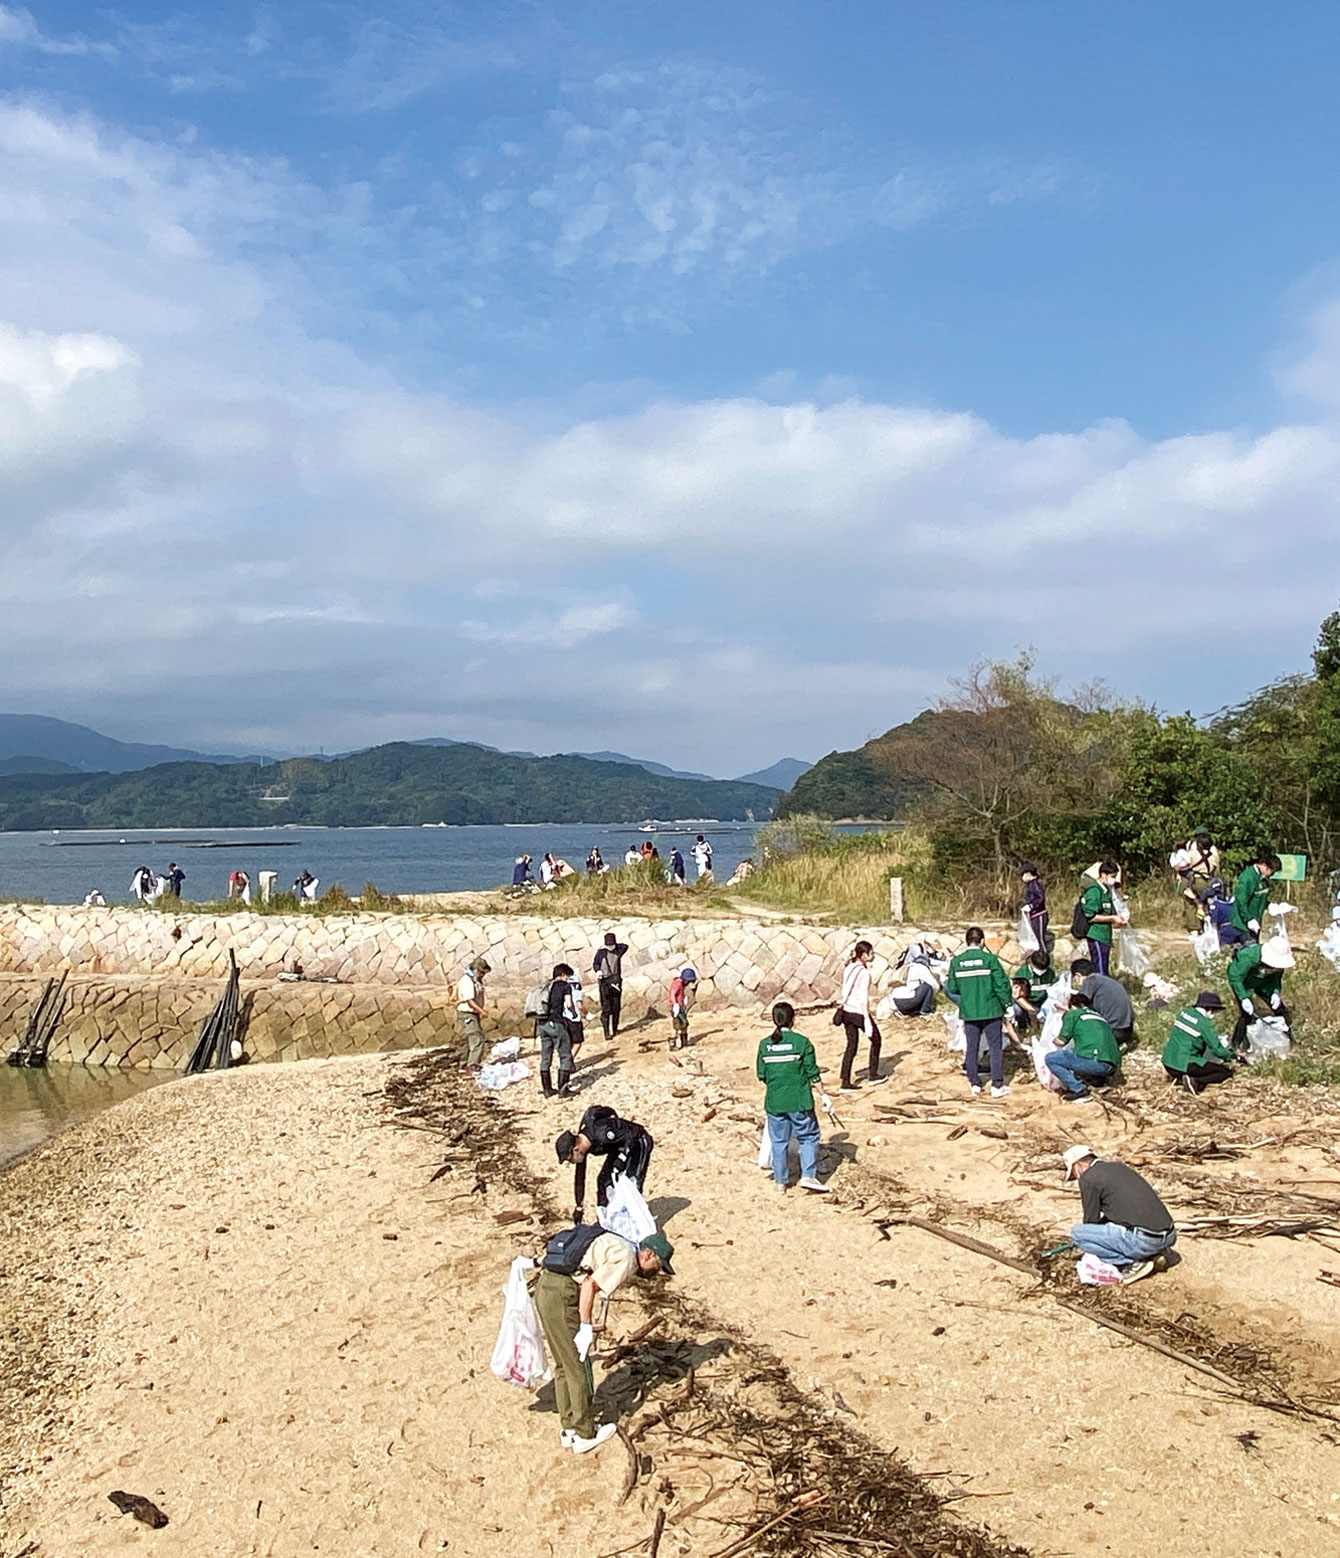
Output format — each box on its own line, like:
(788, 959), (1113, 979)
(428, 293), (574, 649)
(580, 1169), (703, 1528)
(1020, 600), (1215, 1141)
(1317, 922), (1340, 972)
(1191, 922), (1219, 966)
(490, 1256), (551, 1389)
(489, 1036), (522, 1062)
(1076, 1253), (1123, 1286)
(1017, 912), (1039, 956)
(757, 1128), (772, 1170)
(1040, 978), (1070, 1050)
(1115, 928), (1152, 978)
(1243, 1017), (1291, 1062)
(597, 1176), (657, 1244)
(1031, 1035), (1061, 1092)
(874, 992), (897, 1022)
(477, 1060), (531, 1090)
(942, 1010), (967, 1054)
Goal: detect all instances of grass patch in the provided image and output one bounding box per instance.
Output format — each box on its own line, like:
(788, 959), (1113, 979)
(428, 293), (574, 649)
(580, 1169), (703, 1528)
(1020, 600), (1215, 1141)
(144, 880), (408, 916)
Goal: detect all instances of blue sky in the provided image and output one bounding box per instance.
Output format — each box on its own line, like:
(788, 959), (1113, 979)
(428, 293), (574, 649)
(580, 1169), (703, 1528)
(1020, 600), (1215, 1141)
(2, 2), (1340, 773)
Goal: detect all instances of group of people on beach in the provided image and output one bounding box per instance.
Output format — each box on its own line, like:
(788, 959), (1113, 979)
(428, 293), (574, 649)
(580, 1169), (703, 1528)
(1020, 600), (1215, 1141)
(510, 834), (717, 895)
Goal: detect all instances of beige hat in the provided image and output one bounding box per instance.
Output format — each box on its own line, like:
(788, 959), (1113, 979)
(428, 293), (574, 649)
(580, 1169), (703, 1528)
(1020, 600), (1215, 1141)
(1063, 1144), (1096, 1179)
(1258, 937), (1295, 970)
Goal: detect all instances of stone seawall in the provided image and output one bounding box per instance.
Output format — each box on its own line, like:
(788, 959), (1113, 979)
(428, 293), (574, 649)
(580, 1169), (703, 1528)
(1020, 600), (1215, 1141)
(0, 905), (992, 1069)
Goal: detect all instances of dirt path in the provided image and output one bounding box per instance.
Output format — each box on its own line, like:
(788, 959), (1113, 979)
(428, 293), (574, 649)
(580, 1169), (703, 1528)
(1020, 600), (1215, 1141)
(3, 1014), (1340, 1556)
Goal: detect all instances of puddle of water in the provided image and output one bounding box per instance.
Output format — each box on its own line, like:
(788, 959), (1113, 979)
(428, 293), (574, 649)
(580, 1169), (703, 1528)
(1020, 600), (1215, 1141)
(0, 1063), (174, 1169)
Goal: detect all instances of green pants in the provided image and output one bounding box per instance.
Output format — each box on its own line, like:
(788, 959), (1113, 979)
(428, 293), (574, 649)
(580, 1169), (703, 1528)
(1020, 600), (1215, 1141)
(533, 1269), (595, 1439)
(460, 1013), (485, 1067)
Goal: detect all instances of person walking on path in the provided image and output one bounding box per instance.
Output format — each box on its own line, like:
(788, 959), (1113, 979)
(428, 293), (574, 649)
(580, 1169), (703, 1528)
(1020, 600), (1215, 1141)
(837, 940), (886, 1093)
(1162, 991), (1236, 1092)
(1045, 994), (1122, 1101)
(592, 932), (628, 1040)
(1020, 863), (1048, 952)
(692, 834), (713, 880)
(945, 928), (1012, 1098)
(1062, 1145), (1176, 1283)
(1231, 851), (1280, 941)
(538, 963), (583, 1096)
(669, 967), (697, 1048)
(1068, 958), (1136, 1048)
(456, 956), (491, 1070)
(556, 1105), (654, 1222)
(1078, 863), (1124, 976)
(1227, 935), (1293, 1047)
(757, 1000), (830, 1194)
(532, 1226), (674, 1453)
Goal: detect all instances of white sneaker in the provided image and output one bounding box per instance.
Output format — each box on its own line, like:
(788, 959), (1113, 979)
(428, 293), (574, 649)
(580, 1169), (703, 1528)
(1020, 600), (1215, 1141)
(1122, 1259), (1155, 1284)
(991, 1085), (1010, 1099)
(969, 1085), (982, 1096)
(798, 1176), (830, 1193)
(560, 1429), (575, 1447)
(570, 1423), (618, 1454)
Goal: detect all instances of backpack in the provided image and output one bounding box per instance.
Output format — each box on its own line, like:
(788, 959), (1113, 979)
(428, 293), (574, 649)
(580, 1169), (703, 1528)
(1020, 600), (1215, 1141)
(541, 1223), (608, 1275)
(524, 981), (551, 1018)
(1070, 899), (1091, 939)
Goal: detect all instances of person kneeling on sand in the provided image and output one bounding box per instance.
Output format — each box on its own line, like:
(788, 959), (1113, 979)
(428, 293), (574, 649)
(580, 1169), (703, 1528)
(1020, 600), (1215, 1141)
(1063, 1145), (1176, 1284)
(1162, 990), (1236, 1093)
(1044, 993), (1122, 1102)
(757, 1000), (830, 1195)
(533, 1225), (674, 1454)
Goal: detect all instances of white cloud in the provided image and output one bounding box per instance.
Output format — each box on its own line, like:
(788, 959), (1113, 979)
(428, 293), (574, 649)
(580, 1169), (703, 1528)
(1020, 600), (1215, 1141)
(0, 4), (115, 58)
(2, 95), (1340, 768)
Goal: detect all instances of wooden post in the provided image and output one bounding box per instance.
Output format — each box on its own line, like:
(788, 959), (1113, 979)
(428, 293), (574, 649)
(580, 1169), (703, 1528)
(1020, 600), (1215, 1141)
(888, 875), (905, 923)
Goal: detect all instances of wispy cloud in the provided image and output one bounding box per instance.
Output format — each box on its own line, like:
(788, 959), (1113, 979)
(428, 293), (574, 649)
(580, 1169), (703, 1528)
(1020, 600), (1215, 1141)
(0, 4), (116, 59)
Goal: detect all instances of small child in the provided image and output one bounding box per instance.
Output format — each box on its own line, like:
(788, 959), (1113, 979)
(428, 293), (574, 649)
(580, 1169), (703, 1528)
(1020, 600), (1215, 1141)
(669, 967), (697, 1048)
(756, 1000), (829, 1194)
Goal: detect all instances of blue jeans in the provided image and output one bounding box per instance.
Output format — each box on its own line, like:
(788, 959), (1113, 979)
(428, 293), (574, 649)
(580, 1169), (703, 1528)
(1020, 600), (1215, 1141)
(1071, 1222), (1176, 1267)
(1045, 1048), (1114, 1098)
(963, 1018), (1004, 1088)
(767, 1110), (820, 1184)
(1086, 937), (1111, 975)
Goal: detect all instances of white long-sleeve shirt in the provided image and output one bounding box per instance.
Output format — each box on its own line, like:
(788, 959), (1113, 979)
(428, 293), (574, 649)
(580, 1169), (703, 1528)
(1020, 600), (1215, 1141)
(841, 960), (871, 1017)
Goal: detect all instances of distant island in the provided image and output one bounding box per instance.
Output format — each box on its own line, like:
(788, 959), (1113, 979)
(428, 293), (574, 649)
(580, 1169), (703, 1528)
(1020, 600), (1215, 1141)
(0, 742), (781, 829)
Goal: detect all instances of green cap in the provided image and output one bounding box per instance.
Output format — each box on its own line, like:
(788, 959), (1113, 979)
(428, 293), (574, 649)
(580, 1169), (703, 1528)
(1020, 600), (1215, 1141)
(639, 1232), (675, 1275)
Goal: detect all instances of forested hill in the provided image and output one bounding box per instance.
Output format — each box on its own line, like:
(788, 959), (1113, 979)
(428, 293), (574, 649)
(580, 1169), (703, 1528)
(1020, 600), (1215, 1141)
(0, 743), (779, 829)
(774, 711), (943, 819)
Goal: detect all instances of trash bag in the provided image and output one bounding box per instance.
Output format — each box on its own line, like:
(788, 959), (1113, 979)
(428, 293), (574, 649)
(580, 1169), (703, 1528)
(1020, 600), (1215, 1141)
(1017, 912), (1040, 956)
(1040, 979), (1070, 1050)
(490, 1256), (551, 1389)
(874, 992), (898, 1022)
(1243, 1017), (1291, 1063)
(1031, 1035), (1061, 1092)
(489, 1036), (522, 1062)
(942, 1011), (967, 1054)
(597, 1175), (658, 1245)
(1317, 923), (1340, 973)
(1191, 922), (1220, 966)
(477, 1060), (531, 1090)
(1115, 928), (1152, 978)
(1076, 1253), (1123, 1286)
(757, 1128), (772, 1170)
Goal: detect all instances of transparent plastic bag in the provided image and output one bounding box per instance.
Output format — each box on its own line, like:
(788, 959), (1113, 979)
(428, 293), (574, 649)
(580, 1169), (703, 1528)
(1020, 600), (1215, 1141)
(1244, 1016), (1291, 1062)
(1116, 928), (1152, 978)
(597, 1176), (657, 1244)
(491, 1257), (550, 1389)
(1191, 922), (1220, 966)
(1017, 913), (1040, 956)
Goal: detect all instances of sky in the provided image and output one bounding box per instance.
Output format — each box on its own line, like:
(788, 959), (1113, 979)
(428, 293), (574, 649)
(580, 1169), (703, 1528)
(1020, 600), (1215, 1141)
(3, 1), (1340, 775)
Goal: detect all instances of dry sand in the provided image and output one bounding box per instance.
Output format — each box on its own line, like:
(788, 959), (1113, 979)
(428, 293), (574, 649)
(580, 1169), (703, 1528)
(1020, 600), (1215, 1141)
(4, 1007), (1340, 1557)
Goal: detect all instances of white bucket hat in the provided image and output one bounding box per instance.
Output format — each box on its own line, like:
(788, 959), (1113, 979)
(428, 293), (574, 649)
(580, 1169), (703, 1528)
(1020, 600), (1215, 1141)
(1259, 936), (1295, 970)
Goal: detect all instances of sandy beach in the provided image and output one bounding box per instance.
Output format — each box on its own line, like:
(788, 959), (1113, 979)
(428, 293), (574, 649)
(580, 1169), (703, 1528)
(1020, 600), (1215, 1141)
(4, 1013), (1340, 1557)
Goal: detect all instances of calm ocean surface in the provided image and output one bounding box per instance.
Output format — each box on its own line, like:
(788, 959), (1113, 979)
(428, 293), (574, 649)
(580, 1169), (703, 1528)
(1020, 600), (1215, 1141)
(0, 822), (764, 906)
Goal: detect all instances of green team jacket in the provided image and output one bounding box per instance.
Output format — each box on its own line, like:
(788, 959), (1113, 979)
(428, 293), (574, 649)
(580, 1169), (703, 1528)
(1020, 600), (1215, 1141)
(756, 1028), (820, 1115)
(945, 947), (1010, 1021)
(1227, 942), (1282, 1005)
(1013, 959), (1056, 1002)
(1058, 1007), (1122, 1066)
(1080, 882), (1115, 944)
(1231, 865), (1270, 934)
(1162, 1006), (1235, 1071)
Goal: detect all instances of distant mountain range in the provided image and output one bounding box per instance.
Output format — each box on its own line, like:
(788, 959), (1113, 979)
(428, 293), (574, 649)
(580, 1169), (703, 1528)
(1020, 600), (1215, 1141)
(0, 742), (782, 830)
(0, 714), (811, 792)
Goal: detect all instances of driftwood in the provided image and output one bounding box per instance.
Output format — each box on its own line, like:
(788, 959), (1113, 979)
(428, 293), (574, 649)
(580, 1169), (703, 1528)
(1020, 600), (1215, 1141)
(648, 1508), (668, 1558)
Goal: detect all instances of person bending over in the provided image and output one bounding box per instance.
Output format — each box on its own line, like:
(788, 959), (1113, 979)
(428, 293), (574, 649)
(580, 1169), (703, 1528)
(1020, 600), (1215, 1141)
(555, 1104), (654, 1222)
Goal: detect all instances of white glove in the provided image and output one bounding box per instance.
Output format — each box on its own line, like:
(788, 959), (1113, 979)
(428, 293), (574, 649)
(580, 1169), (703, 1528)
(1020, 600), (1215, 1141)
(1248, 919), (1260, 933)
(1241, 999), (1254, 1015)
(574, 1323), (594, 1361)
(820, 1093), (835, 1116)
(863, 1015), (874, 1038)
(1269, 992), (1282, 1012)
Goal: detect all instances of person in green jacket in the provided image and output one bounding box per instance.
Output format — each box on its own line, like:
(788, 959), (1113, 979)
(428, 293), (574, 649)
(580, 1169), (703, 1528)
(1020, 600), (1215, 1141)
(1079, 862), (1124, 977)
(1227, 935), (1293, 1047)
(1162, 991), (1236, 1092)
(946, 928), (1012, 1097)
(1044, 995), (1122, 1100)
(756, 1000), (829, 1194)
(1230, 852), (1280, 940)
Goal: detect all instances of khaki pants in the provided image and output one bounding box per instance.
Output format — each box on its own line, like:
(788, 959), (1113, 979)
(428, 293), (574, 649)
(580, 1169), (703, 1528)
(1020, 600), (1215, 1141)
(460, 1012), (485, 1067)
(533, 1269), (595, 1439)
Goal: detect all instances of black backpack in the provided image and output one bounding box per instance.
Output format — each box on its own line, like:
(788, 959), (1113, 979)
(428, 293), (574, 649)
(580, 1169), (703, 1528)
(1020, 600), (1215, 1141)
(541, 1223), (607, 1275)
(1070, 899), (1091, 939)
